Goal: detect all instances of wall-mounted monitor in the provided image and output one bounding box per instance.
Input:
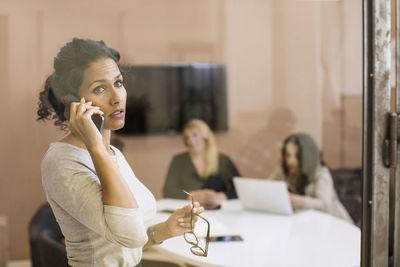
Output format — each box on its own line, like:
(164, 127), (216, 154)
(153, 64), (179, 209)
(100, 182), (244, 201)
(116, 64), (228, 135)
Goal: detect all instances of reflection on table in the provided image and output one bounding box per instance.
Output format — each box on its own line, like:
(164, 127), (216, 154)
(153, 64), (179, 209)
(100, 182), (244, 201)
(149, 199), (360, 267)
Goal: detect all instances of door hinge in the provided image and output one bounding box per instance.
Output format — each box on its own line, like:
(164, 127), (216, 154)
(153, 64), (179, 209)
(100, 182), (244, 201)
(383, 113), (400, 168)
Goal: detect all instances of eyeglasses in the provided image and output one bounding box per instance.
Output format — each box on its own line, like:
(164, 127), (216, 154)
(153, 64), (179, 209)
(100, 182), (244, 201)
(182, 190), (210, 257)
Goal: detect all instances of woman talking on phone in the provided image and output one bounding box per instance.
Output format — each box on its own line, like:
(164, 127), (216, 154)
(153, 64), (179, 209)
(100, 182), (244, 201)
(37, 38), (203, 267)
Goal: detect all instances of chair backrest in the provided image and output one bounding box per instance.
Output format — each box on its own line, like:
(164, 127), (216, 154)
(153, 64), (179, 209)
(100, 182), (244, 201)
(331, 168), (362, 226)
(29, 203), (67, 267)
(39, 230), (68, 267)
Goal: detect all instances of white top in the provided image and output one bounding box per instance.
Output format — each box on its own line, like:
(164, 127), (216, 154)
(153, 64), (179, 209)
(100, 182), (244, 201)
(41, 142), (156, 267)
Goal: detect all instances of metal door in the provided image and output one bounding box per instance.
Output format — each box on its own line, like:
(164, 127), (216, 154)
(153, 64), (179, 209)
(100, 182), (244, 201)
(363, 0), (400, 266)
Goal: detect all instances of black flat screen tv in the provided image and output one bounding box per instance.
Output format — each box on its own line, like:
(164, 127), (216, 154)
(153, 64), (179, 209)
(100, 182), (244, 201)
(116, 64), (228, 135)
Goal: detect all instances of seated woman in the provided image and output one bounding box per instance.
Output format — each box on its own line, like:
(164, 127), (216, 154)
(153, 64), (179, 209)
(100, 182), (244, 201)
(163, 119), (241, 209)
(269, 133), (353, 223)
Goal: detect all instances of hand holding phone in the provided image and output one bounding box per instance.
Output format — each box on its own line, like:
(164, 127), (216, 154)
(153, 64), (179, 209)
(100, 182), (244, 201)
(63, 95), (104, 133)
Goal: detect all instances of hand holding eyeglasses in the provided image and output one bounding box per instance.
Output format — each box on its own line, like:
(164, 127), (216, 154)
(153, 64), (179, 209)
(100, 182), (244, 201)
(164, 198), (204, 237)
(145, 191), (209, 256)
(183, 190), (211, 257)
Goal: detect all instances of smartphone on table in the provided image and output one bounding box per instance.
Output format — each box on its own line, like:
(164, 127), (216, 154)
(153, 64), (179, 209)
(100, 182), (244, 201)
(209, 235), (243, 242)
(63, 95), (104, 133)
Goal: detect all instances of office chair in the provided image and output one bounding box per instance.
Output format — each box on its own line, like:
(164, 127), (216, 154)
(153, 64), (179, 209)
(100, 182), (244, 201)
(39, 229), (68, 267)
(29, 202), (68, 267)
(331, 168), (362, 226)
(337, 194), (362, 226)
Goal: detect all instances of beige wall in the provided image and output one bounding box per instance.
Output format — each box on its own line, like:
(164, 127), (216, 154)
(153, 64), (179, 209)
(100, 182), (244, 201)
(0, 0), (362, 259)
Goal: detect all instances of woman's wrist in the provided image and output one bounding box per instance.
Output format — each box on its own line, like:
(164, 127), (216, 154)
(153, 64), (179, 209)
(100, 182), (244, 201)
(148, 222), (171, 245)
(86, 142), (108, 157)
(148, 225), (163, 245)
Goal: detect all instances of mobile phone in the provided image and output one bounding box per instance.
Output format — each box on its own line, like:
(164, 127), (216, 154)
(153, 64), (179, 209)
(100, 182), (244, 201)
(209, 235), (243, 242)
(63, 95), (104, 133)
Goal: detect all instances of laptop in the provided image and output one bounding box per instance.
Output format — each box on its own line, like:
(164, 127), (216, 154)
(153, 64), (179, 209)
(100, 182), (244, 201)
(233, 177), (293, 215)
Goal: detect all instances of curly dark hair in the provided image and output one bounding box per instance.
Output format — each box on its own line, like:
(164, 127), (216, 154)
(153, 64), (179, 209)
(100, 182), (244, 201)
(36, 38), (121, 129)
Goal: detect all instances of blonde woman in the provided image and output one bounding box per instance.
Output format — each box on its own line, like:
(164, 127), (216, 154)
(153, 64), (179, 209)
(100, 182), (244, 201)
(163, 119), (241, 209)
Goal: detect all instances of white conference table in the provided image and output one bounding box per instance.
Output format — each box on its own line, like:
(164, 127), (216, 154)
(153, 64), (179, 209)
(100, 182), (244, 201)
(150, 199), (361, 267)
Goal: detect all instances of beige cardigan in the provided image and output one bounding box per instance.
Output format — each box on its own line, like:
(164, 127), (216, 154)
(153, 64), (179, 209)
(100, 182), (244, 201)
(269, 165), (353, 223)
(41, 142), (156, 266)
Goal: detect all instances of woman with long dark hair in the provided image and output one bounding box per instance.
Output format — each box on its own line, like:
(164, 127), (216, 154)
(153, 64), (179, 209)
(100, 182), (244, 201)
(269, 133), (352, 223)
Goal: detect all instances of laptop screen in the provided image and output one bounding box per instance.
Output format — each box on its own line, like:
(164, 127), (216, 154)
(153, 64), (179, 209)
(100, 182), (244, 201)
(233, 177), (293, 215)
